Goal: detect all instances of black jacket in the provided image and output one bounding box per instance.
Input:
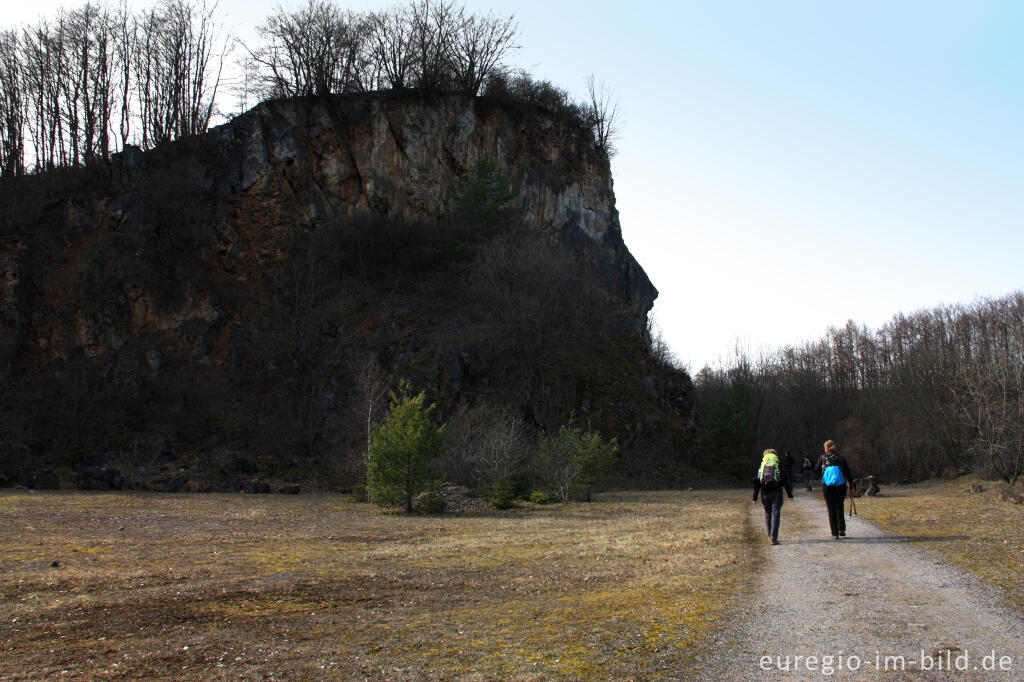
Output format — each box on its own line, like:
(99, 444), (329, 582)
(780, 452), (795, 474)
(814, 453), (854, 488)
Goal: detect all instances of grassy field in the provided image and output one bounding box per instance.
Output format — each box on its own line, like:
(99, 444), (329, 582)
(855, 477), (1024, 610)
(0, 489), (760, 680)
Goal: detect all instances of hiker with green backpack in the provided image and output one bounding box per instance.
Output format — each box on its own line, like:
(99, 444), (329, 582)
(815, 440), (856, 540)
(752, 449), (794, 545)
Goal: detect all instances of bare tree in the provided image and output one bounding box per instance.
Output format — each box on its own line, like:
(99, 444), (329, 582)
(406, 0), (457, 90)
(585, 74), (620, 157)
(447, 9), (517, 95)
(954, 294), (1024, 485)
(113, 0), (135, 149)
(957, 358), (1024, 485)
(20, 17), (71, 169)
(62, 3), (118, 164)
(353, 353), (389, 454)
(135, 0), (227, 145)
(442, 403), (530, 488)
(365, 5), (413, 90)
(0, 29), (25, 177)
(246, 0), (366, 99)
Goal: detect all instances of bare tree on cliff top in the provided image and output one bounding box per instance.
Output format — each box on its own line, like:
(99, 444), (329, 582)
(0, 29), (25, 177)
(247, 0), (367, 98)
(447, 9), (517, 95)
(366, 5), (413, 90)
(135, 0), (226, 146)
(406, 0), (458, 90)
(585, 74), (620, 157)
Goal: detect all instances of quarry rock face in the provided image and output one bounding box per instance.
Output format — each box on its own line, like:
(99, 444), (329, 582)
(0, 93), (671, 488)
(205, 94), (656, 322)
(1, 94), (656, 368)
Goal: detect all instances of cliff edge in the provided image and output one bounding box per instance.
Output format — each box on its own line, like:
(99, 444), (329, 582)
(0, 92), (686, 492)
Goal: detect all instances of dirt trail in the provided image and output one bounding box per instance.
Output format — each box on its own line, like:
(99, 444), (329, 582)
(705, 490), (1024, 680)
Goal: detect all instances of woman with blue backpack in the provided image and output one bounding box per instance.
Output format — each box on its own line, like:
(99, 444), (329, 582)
(815, 440), (855, 539)
(752, 449), (793, 545)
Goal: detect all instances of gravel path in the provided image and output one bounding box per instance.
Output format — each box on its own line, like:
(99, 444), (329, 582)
(704, 490), (1024, 680)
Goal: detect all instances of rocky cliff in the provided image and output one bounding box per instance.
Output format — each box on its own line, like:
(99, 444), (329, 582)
(198, 92), (655, 322)
(0, 92), (685, 492)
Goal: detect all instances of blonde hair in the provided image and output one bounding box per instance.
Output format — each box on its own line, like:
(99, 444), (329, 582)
(763, 448), (777, 456)
(823, 440), (837, 453)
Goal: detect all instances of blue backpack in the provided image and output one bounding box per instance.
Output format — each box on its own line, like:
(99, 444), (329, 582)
(821, 454), (846, 486)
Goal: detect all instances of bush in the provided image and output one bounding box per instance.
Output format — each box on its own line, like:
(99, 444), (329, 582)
(440, 403), (532, 490)
(482, 72), (590, 129)
(529, 491), (555, 505)
(414, 491), (447, 514)
(571, 428), (617, 501)
(488, 492), (517, 510)
(534, 417), (618, 501)
(347, 482), (368, 503)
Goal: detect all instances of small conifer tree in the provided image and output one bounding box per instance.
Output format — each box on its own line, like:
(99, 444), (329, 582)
(450, 159), (514, 237)
(365, 384), (445, 512)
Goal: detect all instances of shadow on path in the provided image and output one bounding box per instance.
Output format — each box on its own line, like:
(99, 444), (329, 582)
(776, 534), (968, 546)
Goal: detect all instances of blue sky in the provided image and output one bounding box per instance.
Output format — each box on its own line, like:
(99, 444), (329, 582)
(9, 1), (1024, 370)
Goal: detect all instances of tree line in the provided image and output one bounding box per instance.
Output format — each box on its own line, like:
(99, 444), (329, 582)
(1, 0), (618, 178)
(693, 292), (1024, 486)
(0, 0), (224, 175)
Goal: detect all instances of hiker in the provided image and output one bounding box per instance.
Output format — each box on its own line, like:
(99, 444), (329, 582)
(752, 448), (794, 545)
(801, 455), (814, 491)
(781, 450), (795, 480)
(815, 440), (855, 539)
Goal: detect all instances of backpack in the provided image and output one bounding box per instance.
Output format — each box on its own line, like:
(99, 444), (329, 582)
(759, 462), (781, 487)
(821, 454), (846, 486)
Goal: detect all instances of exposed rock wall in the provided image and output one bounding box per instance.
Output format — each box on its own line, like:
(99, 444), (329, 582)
(201, 93), (656, 322)
(0, 92), (671, 489)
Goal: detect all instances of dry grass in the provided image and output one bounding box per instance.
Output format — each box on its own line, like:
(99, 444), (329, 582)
(0, 489), (760, 680)
(855, 477), (1024, 610)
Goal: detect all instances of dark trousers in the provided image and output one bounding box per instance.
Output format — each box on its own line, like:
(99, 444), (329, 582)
(823, 483), (847, 536)
(761, 488), (784, 540)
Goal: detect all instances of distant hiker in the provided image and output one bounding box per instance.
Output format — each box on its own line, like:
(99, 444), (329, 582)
(801, 455), (814, 491)
(815, 440), (855, 539)
(752, 449), (794, 545)
(781, 450), (795, 479)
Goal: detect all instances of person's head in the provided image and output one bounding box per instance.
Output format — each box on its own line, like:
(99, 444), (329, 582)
(762, 448), (779, 464)
(823, 440), (837, 454)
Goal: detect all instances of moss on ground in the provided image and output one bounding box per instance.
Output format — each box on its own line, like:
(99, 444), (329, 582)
(0, 489), (757, 679)
(855, 477), (1024, 610)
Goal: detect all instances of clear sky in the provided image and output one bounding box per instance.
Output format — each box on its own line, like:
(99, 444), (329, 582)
(8, 0), (1024, 370)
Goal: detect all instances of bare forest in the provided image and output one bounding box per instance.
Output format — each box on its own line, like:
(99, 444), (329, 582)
(0, 0), (616, 179)
(692, 292), (1024, 486)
